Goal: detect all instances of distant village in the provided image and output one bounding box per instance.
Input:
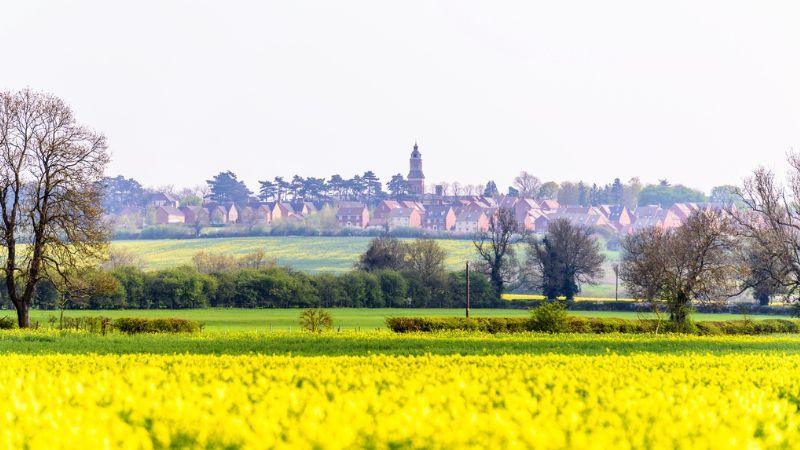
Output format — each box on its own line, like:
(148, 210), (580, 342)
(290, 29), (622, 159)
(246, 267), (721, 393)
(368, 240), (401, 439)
(108, 143), (731, 237)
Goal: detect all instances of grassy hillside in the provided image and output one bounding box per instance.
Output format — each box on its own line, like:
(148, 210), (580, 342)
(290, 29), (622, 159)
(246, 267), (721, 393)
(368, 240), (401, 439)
(111, 236), (623, 296)
(111, 236), (478, 272)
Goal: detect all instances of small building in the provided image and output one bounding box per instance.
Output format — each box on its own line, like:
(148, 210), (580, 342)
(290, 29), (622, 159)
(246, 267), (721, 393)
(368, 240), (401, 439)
(207, 205), (229, 225)
(337, 203), (370, 228)
(371, 200), (402, 227)
(147, 192), (179, 209)
(454, 210), (489, 234)
(422, 205), (456, 231)
(607, 205), (633, 232)
(539, 199), (560, 212)
(154, 206), (185, 224)
(290, 201), (317, 216)
(180, 206), (210, 225)
(388, 208), (422, 230)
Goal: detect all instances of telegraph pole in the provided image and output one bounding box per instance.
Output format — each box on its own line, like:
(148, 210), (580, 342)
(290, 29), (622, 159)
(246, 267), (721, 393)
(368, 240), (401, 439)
(465, 261), (471, 318)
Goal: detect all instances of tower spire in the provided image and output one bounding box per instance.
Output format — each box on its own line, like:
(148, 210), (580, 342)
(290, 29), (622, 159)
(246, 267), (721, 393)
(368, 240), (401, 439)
(408, 141), (425, 196)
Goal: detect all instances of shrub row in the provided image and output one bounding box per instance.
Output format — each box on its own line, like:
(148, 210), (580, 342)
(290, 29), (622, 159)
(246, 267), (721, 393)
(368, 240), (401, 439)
(23, 266), (499, 310)
(113, 317), (202, 334)
(43, 316), (202, 334)
(386, 316), (800, 335)
(505, 299), (798, 316)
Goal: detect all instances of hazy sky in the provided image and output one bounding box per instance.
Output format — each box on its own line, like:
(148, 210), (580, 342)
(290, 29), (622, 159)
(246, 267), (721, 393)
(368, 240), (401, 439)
(2, 1), (799, 193)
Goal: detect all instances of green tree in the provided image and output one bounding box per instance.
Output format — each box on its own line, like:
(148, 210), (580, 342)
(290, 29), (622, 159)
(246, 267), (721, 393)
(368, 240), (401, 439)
(358, 237), (408, 271)
(638, 184), (706, 207)
(557, 181), (580, 205)
(378, 270), (408, 307)
(257, 180), (277, 201)
(525, 219), (605, 300)
(709, 185), (744, 207)
(102, 175), (145, 213)
(483, 180), (499, 197)
(312, 273), (347, 307)
(538, 181), (560, 200)
(110, 266), (148, 308)
(146, 266), (217, 308)
(206, 171), (252, 204)
(387, 174), (409, 197)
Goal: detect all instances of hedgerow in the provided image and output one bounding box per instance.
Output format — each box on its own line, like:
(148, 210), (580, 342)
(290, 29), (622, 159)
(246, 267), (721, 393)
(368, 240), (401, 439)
(386, 316), (800, 335)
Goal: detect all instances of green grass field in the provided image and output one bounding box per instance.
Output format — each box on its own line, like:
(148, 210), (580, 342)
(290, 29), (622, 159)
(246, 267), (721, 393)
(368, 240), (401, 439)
(23, 308), (784, 332)
(111, 236), (623, 296)
(1, 329), (799, 356)
(111, 236), (478, 272)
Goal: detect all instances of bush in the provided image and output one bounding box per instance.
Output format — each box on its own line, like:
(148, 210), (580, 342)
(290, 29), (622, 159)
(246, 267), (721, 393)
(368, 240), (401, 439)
(530, 302), (568, 333)
(54, 316), (113, 334)
(386, 317), (531, 333)
(113, 317), (202, 334)
(0, 316), (15, 329)
(299, 309), (333, 333)
(386, 316), (800, 335)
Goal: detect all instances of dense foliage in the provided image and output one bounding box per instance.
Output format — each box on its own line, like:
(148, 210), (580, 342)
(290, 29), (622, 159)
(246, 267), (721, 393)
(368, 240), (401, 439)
(386, 315), (800, 335)
(22, 265), (499, 310)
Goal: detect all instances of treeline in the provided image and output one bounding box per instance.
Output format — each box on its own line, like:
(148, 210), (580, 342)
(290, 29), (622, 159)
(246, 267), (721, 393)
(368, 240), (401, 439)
(20, 246), (498, 310)
(113, 223), (475, 241)
(104, 170), (736, 217)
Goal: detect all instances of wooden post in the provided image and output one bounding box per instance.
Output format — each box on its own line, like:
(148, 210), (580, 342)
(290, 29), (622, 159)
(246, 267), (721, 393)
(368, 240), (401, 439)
(466, 261), (471, 318)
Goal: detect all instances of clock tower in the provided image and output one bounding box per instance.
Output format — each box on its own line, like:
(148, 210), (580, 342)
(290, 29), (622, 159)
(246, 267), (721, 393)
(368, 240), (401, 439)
(407, 142), (425, 196)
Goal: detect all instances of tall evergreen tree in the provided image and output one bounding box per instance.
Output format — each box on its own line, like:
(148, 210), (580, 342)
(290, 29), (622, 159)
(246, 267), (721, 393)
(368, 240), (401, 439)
(387, 174), (409, 197)
(101, 175), (145, 213)
(483, 180), (499, 197)
(577, 182), (589, 206)
(257, 180), (277, 201)
(610, 178), (624, 204)
(362, 171), (382, 199)
(273, 176), (291, 201)
(206, 171), (252, 204)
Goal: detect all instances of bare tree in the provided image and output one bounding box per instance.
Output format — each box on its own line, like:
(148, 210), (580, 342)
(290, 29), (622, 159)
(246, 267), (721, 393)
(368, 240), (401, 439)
(405, 238), (447, 285)
(524, 218), (605, 300)
(451, 181), (464, 197)
(730, 155), (800, 301)
(618, 227), (669, 303)
(0, 89), (110, 327)
(102, 248), (145, 270)
(473, 208), (521, 295)
(620, 210), (740, 329)
(513, 171), (542, 199)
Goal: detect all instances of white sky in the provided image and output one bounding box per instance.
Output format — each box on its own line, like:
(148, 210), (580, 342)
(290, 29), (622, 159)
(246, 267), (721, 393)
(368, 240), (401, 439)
(2, 0), (799, 193)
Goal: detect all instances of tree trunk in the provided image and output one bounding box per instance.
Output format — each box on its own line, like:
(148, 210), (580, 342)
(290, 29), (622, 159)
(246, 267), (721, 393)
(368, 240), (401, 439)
(669, 291), (692, 331)
(15, 302), (30, 328)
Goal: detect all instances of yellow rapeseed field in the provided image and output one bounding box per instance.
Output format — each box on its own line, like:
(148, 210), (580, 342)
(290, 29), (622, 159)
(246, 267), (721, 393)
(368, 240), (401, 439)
(2, 352), (800, 449)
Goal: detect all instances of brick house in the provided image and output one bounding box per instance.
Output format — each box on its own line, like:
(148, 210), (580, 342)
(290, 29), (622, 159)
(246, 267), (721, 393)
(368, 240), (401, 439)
(388, 208), (422, 230)
(147, 192), (179, 209)
(155, 206), (185, 224)
(422, 204), (456, 231)
(207, 205), (229, 225)
(539, 199), (560, 212)
(180, 206), (210, 225)
(454, 210), (489, 234)
(607, 205), (633, 232)
(371, 200), (402, 227)
(336, 203), (370, 228)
